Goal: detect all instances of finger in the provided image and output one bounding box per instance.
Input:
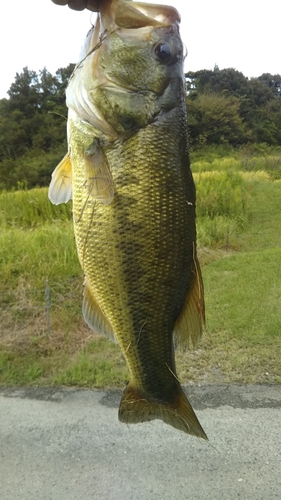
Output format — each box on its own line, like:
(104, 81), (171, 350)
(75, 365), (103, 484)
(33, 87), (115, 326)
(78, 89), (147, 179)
(51, 0), (69, 5)
(51, 0), (101, 12)
(68, 0), (88, 10)
(86, 0), (101, 11)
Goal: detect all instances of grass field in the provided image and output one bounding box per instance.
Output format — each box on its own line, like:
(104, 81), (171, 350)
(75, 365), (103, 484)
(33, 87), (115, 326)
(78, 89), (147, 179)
(0, 152), (280, 387)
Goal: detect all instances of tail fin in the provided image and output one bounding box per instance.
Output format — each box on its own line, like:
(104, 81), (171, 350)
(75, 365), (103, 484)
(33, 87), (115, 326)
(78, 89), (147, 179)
(118, 383), (207, 439)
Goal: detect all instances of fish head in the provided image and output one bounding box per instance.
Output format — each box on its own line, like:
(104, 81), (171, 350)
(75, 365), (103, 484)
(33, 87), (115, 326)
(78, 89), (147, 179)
(66, 0), (185, 138)
(98, 0), (183, 92)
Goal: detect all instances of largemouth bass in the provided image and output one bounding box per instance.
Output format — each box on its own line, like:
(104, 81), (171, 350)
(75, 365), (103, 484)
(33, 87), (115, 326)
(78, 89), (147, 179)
(49, 0), (206, 439)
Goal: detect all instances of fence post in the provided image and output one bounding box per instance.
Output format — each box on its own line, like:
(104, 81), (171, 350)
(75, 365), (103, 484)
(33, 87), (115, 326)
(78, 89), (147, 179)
(45, 280), (51, 335)
(226, 224), (230, 250)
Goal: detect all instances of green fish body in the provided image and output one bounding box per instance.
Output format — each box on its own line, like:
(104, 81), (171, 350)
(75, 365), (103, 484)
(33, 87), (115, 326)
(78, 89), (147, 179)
(49, 0), (206, 439)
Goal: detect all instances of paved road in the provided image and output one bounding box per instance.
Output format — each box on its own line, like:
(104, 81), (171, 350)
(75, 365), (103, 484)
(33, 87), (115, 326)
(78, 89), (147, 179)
(0, 385), (280, 499)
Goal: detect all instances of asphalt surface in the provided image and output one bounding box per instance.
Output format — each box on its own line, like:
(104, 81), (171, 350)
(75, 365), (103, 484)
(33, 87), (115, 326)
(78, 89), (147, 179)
(0, 384), (280, 500)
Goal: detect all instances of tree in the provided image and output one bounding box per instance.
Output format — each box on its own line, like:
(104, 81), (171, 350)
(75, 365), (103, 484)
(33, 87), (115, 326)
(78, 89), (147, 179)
(258, 73), (281, 97)
(0, 64), (74, 190)
(185, 67), (281, 146)
(186, 93), (247, 146)
(186, 67), (249, 99)
(7, 67), (40, 117)
(1, 63), (281, 191)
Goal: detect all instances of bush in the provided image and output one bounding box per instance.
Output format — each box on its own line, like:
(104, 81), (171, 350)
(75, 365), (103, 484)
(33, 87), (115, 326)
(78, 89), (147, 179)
(194, 170), (248, 219)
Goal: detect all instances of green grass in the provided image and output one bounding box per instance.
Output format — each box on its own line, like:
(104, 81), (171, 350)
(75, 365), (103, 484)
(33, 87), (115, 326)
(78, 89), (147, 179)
(53, 341), (128, 387)
(204, 248), (281, 345)
(0, 339), (128, 388)
(0, 187), (72, 228)
(194, 170), (248, 219)
(0, 222), (79, 290)
(193, 174), (281, 383)
(191, 145), (281, 180)
(238, 179), (281, 251)
(0, 188), (72, 229)
(0, 153), (281, 386)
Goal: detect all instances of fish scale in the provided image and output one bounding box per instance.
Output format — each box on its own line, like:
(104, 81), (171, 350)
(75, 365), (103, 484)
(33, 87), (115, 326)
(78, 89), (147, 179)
(49, 0), (206, 438)
(73, 118), (194, 395)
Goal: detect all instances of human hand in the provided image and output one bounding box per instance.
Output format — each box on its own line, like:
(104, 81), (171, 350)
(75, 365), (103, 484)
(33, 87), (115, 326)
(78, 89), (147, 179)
(51, 0), (101, 11)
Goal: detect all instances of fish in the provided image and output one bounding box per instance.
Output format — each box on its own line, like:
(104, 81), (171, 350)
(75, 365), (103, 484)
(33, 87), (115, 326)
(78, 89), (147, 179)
(49, 0), (206, 439)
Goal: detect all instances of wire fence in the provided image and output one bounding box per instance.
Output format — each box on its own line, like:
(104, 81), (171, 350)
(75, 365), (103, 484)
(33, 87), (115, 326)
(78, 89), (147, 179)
(0, 275), (84, 337)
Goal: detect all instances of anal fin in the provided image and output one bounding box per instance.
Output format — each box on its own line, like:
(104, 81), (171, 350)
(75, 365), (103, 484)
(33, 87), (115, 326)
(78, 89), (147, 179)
(83, 281), (117, 343)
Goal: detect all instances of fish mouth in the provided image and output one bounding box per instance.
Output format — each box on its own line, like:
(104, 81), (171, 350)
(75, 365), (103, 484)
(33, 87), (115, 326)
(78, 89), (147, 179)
(94, 0), (181, 30)
(113, 0), (181, 29)
(73, 0), (181, 73)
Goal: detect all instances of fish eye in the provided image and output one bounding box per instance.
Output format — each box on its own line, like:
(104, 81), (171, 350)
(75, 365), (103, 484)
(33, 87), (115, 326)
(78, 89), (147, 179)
(154, 42), (173, 62)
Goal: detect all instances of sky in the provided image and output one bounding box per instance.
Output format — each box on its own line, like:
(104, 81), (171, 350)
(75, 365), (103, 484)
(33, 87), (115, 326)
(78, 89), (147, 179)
(0, 0), (280, 98)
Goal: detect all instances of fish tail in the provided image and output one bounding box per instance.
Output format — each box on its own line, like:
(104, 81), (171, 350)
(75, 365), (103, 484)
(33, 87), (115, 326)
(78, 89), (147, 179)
(118, 383), (207, 439)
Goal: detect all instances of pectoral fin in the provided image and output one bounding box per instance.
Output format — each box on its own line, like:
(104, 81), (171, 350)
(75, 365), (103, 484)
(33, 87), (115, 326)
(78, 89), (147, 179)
(48, 153), (72, 205)
(83, 281), (117, 343)
(173, 255), (205, 351)
(83, 141), (114, 206)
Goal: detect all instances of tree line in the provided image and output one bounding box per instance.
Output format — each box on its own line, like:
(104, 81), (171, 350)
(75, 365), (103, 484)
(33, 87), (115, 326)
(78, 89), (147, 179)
(186, 66), (281, 146)
(0, 65), (280, 190)
(0, 65), (74, 191)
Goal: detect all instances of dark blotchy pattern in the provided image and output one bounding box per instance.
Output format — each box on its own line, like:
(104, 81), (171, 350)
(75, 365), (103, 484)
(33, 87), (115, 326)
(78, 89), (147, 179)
(72, 106), (195, 400)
